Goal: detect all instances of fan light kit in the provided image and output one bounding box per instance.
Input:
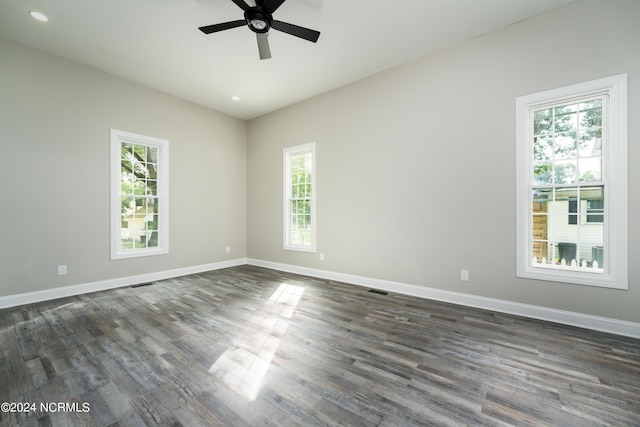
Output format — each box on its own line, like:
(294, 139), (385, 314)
(199, 0), (320, 60)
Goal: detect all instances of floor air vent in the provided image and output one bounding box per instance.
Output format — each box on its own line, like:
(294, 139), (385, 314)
(131, 282), (153, 288)
(368, 289), (388, 295)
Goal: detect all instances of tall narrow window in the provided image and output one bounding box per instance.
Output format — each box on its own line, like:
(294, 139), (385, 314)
(111, 129), (169, 259)
(284, 142), (316, 252)
(516, 75), (627, 289)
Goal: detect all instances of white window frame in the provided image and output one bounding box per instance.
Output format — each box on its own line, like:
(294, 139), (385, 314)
(283, 142), (317, 253)
(516, 74), (627, 289)
(110, 129), (169, 260)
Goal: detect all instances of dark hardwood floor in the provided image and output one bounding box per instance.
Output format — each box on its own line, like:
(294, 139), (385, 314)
(1, 265), (639, 426)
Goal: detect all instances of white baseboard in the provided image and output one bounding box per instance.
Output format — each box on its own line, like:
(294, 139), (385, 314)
(0, 258), (247, 310)
(247, 258), (640, 339)
(2, 257), (638, 339)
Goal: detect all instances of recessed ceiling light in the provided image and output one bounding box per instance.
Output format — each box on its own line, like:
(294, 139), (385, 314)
(29, 10), (49, 22)
(232, 96), (240, 102)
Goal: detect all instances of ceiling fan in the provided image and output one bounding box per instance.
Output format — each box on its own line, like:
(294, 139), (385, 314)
(198, 0), (321, 60)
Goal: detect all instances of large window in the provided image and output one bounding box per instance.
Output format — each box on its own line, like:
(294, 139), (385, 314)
(111, 129), (169, 260)
(516, 75), (627, 289)
(283, 142), (316, 252)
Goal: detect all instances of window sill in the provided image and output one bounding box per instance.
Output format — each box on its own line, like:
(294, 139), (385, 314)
(111, 247), (169, 260)
(517, 265), (627, 290)
(283, 245), (316, 253)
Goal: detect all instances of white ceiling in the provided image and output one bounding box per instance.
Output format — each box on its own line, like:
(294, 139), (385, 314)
(0, 0), (576, 120)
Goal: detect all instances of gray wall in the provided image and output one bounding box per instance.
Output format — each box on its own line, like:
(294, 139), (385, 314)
(0, 37), (247, 296)
(246, 0), (640, 323)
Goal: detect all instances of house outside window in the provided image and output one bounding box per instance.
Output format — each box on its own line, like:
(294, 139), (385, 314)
(516, 75), (627, 289)
(111, 129), (169, 260)
(283, 142), (316, 252)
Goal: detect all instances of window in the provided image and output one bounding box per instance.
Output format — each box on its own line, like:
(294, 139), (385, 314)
(111, 129), (169, 259)
(284, 142), (316, 252)
(516, 75), (627, 289)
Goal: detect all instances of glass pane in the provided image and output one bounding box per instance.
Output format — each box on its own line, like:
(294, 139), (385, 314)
(554, 188), (576, 220)
(121, 161), (133, 179)
(138, 200), (148, 216)
(304, 153), (312, 172)
(533, 162), (553, 184)
(555, 111), (577, 133)
(579, 99), (602, 112)
(147, 231), (158, 248)
(291, 155), (301, 169)
(533, 108), (553, 135)
(579, 134), (602, 158)
(290, 199), (311, 246)
(531, 239), (550, 262)
(587, 203), (604, 223)
(121, 143), (133, 159)
(581, 186), (603, 201)
(534, 136), (553, 162)
(133, 144), (146, 161)
(147, 180), (157, 196)
(121, 180), (131, 195)
(555, 187), (577, 202)
(532, 188), (552, 213)
(554, 103), (577, 114)
(579, 102), (602, 129)
(121, 236), (135, 251)
(531, 187), (550, 259)
(148, 198), (158, 214)
(120, 215), (141, 250)
(590, 245), (604, 268)
(135, 162), (150, 179)
(579, 158), (601, 182)
(146, 146), (158, 163)
(582, 187), (604, 224)
(147, 163), (157, 180)
(145, 214), (158, 231)
(580, 237), (604, 267)
(146, 198), (157, 214)
(133, 180), (146, 195)
(554, 241), (578, 264)
(132, 197), (145, 210)
(554, 160), (577, 184)
(120, 196), (134, 217)
(554, 132), (577, 159)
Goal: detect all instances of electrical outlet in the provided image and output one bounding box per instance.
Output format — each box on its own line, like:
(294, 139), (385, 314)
(57, 265), (68, 276)
(460, 269), (469, 281)
(319, 253), (325, 261)
(225, 246), (231, 254)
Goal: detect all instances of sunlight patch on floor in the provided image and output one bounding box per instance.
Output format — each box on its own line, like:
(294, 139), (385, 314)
(208, 283), (304, 400)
